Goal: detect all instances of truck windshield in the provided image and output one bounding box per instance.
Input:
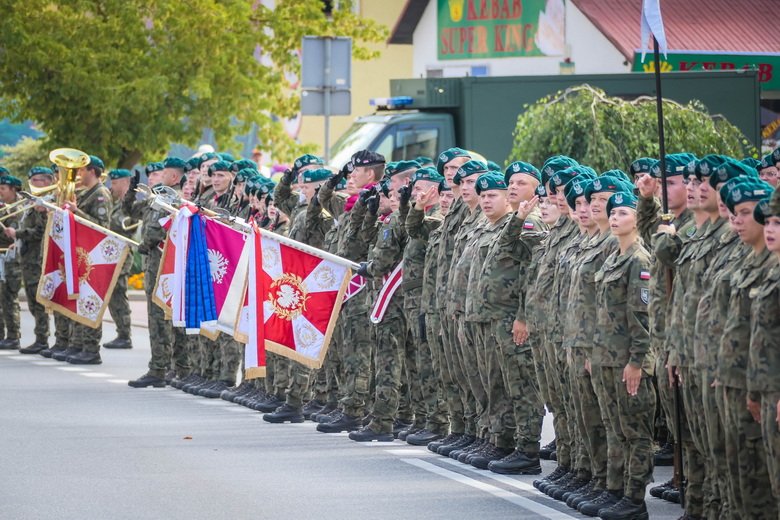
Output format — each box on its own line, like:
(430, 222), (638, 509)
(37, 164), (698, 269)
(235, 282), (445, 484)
(329, 122), (385, 168)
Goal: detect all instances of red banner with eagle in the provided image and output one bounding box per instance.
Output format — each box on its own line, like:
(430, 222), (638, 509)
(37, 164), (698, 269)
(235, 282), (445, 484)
(37, 209), (131, 328)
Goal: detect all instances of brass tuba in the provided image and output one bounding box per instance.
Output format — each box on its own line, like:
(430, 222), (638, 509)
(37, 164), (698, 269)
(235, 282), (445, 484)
(49, 147), (90, 205)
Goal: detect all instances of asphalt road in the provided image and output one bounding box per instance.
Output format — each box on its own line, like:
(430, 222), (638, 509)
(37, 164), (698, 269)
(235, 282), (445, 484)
(0, 302), (683, 520)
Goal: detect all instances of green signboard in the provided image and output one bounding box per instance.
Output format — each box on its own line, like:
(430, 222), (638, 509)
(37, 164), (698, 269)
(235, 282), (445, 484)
(632, 52), (780, 90)
(437, 0), (565, 60)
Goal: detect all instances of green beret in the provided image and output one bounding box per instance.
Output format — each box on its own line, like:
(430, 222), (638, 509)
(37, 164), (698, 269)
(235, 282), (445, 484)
(535, 184), (548, 198)
(390, 160), (421, 177)
(300, 168), (333, 184)
(565, 178), (592, 210)
(691, 154), (731, 181)
(236, 168), (259, 183)
(383, 162), (399, 178)
(244, 182), (258, 197)
(108, 168), (132, 180)
(708, 158), (757, 188)
(0, 167), (8, 176)
(163, 157), (187, 170)
(335, 176), (348, 191)
(0, 175), (22, 189)
(504, 161), (541, 183)
(741, 157), (761, 172)
(208, 160), (233, 176)
(145, 162), (164, 175)
(438, 181), (451, 193)
(436, 147), (471, 175)
(487, 160), (501, 172)
(411, 167), (445, 185)
(541, 155), (579, 183)
(759, 154), (777, 171)
(650, 153), (697, 179)
(549, 165), (596, 194)
(629, 158), (655, 176)
(185, 157), (201, 172)
(88, 155), (105, 171)
(772, 147), (780, 165)
(475, 172), (507, 194)
(607, 191), (638, 215)
(602, 169), (632, 183)
(292, 154), (325, 174)
(585, 176), (634, 202)
(415, 156), (434, 167)
(231, 159), (257, 173)
(200, 152), (219, 163)
(218, 152), (235, 162)
(753, 197), (778, 225)
(28, 166), (54, 178)
(721, 177), (775, 214)
(453, 160), (488, 185)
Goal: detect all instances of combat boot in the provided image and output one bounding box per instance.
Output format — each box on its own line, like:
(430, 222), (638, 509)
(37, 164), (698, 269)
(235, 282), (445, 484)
(398, 426), (422, 442)
(164, 370), (176, 385)
(450, 437), (484, 460)
(392, 419), (412, 438)
(302, 399), (325, 420)
(488, 449), (542, 475)
(470, 444), (513, 469)
(438, 434), (475, 456)
(0, 338), (20, 350)
(661, 487), (681, 503)
(263, 404), (305, 424)
(458, 438), (488, 464)
(564, 477), (595, 506)
(653, 442), (674, 466)
(579, 490), (623, 517)
(406, 429), (444, 446)
(349, 426), (394, 442)
(221, 381), (251, 402)
(598, 496), (648, 520)
(311, 402), (338, 422)
(316, 412), (361, 433)
(200, 380), (231, 398)
(181, 375), (205, 393)
(236, 388), (264, 407)
(314, 407), (342, 424)
(539, 439), (556, 460)
(253, 394), (284, 412)
(189, 379), (215, 396)
(103, 337), (132, 349)
(20, 341), (49, 354)
(428, 433), (463, 453)
(40, 343), (66, 358)
(649, 479), (674, 499)
(544, 470), (577, 498)
(533, 464), (568, 490)
(538, 466), (572, 493)
(569, 482), (602, 510)
(67, 351), (102, 365)
(128, 372), (166, 388)
(53, 347), (80, 362)
(553, 474), (591, 501)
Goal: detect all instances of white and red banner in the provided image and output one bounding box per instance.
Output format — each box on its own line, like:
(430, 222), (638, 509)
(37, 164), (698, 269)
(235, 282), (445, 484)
(244, 226), (351, 378)
(369, 262), (403, 324)
(203, 218), (249, 338)
(37, 210), (130, 328)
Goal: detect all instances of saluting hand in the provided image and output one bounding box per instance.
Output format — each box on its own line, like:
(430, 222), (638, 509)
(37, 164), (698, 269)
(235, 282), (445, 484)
(517, 195), (539, 221)
(636, 174), (657, 199)
(414, 185), (438, 210)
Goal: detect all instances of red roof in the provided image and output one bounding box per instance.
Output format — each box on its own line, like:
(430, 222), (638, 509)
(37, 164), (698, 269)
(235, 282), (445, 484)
(571, 0), (780, 60)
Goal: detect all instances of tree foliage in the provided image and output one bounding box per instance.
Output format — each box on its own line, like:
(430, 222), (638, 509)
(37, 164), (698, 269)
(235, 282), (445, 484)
(509, 85), (756, 172)
(0, 137), (47, 182)
(0, 0), (387, 168)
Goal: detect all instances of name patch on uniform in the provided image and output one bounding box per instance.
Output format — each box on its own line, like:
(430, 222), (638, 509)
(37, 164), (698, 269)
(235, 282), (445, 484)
(640, 288), (649, 305)
(639, 270), (651, 280)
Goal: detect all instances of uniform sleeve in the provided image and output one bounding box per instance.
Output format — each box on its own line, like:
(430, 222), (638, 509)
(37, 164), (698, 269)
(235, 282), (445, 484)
(627, 257), (651, 368)
(367, 219), (404, 278)
(637, 195), (661, 246)
(273, 179), (299, 219)
(654, 233), (682, 267)
(317, 182), (347, 220)
(405, 207), (427, 240)
(14, 211), (46, 243)
(359, 212), (379, 250)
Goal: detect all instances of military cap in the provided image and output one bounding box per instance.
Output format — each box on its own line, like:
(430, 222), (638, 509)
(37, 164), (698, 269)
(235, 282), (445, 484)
(649, 153), (697, 179)
(741, 157), (761, 173)
(88, 155), (105, 171)
(487, 160), (501, 172)
(602, 169), (632, 183)
(753, 197), (778, 225)
(411, 167), (445, 185)
(584, 175), (633, 202)
(504, 161), (541, 184)
(606, 191), (638, 215)
(108, 168), (132, 180)
(564, 178), (592, 210)
(28, 166), (54, 178)
(236, 168), (259, 183)
(759, 154), (777, 171)
(163, 157), (187, 170)
(708, 157), (757, 189)
(292, 154), (325, 173)
(244, 182), (258, 197)
(415, 156), (435, 167)
(475, 172), (507, 194)
(772, 147), (780, 165)
(351, 150), (385, 168)
(200, 152), (219, 163)
(436, 147), (471, 175)
(334, 176), (348, 191)
(721, 177), (775, 214)
(231, 159), (258, 173)
(185, 157), (201, 172)
(389, 160), (421, 177)
(629, 158), (655, 176)
(438, 181), (452, 193)
(145, 162), (164, 175)
(207, 160), (233, 176)
(548, 166), (586, 194)
(300, 168), (333, 184)
(383, 162), (399, 178)
(0, 166), (9, 176)
(453, 160), (488, 185)
(541, 155), (579, 184)
(535, 184), (548, 198)
(0, 175), (22, 189)
(218, 152), (235, 162)
(691, 154), (731, 181)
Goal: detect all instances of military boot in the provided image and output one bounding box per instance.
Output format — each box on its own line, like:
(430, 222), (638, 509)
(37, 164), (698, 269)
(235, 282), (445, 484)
(470, 444), (513, 469)
(544, 470), (577, 498)
(0, 338), (20, 350)
(20, 341), (49, 354)
(459, 438), (488, 464)
(598, 496), (649, 520)
(398, 426), (422, 442)
(128, 372), (166, 388)
(302, 399), (325, 420)
(661, 487), (681, 503)
(564, 477), (595, 507)
(428, 433), (463, 453)
(392, 419), (412, 438)
(450, 436), (484, 460)
(649, 479), (674, 499)
(653, 442), (674, 466)
(438, 434), (475, 456)
(349, 426), (394, 442)
(537, 466), (572, 493)
(311, 402), (338, 422)
(569, 481), (602, 510)
(103, 337), (132, 349)
(181, 375), (206, 393)
(53, 347), (80, 362)
(67, 351), (102, 365)
(316, 412), (361, 433)
(539, 439), (556, 460)
(200, 380), (231, 398)
(253, 394), (284, 412)
(553, 474), (591, 501)
(40, 344), (67, 359)
(488, 449), (542, 475)
(263, 404), (305, 424)
(406, 429), (444, 446)
(221, 381), (252, 402)
(579, 490), (623, 517)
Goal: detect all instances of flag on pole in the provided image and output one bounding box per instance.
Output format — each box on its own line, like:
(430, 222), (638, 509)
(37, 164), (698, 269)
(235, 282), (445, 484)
(244, 227), (266, 378)
(183, 213), (217, 334)
(640, 0), (668, 61)
(37, 210), (130, 328)
(152, 215), (176, 318)
(244, 227), (351, 377)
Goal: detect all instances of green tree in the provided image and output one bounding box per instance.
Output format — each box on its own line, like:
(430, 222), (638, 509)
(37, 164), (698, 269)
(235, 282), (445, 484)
(0, 0), (387, 168)
(0, 137), (48, 182)
(509, 85), (755, 172)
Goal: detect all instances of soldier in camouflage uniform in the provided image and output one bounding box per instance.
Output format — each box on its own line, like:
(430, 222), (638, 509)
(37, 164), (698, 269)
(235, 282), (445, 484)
(128, 159), (185, 387)
(13, 167), (56, 354)
(0, 174), (23, 351)
(718, 177), (777, 520)
(102, 168), (138, 350)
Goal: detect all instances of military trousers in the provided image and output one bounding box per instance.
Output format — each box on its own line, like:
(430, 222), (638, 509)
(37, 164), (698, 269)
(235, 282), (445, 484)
(760, 391), (780, 519)
(568, 348), (592, 478)
(457, 316), (487, 438)
(285, 363), (312, 409)
(679, 366), (709, 519)
(722, 385), (777, 520)
(74, 322), (102, 352)
(107, 258), (132, 340)
(198, 336), (217, 379)
(337, 297), (374, 418)
(144, 251), (172, 378)
(492, 317), (544, 452)
(403, 301), (427, 430)
(592, 365), (627, 493)
(420, 313), (449, 434)
(572, 348), (607, 486)
(438, 308), (466, 435)
(368, 303), (406, 433)
(54, 313), (72, 347)
(319, 325), (343, 405)
(170, 328), (192, 378)
(0, 263), (21, 340)
(21, 258), (49, 342)
(655, 353), (676, 442)
(528, 326), (551, 415)
(701, 370), (730, 519)
(541, 335), (571, 468)
(216, 335), (241, 385)
(270, 353), (290, 398)
(596, 365), (656, 501)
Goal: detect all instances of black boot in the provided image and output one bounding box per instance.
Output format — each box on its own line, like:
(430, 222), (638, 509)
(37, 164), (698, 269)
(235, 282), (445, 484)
(470, 444), (514, 470)
(20, 340), (48, 354)
(653, 442), (674, 466)
(539, 439), (556, 460)
(263, 403), (305, 424)
(438, 434), (475, 456)
(579, 490), (623, 517)
(67, 351), (102, 365)
(488, 449), (542, 475)
(406, 429), (444, 446)
(311, 402), (338, 422)
(662, 487), (681, 504)
(349, 426), (394, 442)
(535, 465), (570, 492)
(598, 496), (648, 520)
(254, 394), (284, 412)
(103, 337), (132, 349)
(0, 338), (20, 350)
(200, 380), (231, 398)
(428, 433), (463, 453)
(649, 479), (673, 499)
(302, 399), (326, 420)
(53, 347), (80, 361)
(316, 413), (361, 433)
(128, 372), (166, 388)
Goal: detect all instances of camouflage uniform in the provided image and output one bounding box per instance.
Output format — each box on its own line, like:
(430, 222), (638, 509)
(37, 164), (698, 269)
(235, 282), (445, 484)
(0, 206), (21, 342)
(718, 247), (777, 520)
(16, 207), (49, 343)
(593, 241), (655, 501)
(71, 184), (112, 355)
(564, 230), (618, 490)
(435, 196), (469, 435)
(478, 211), (546, 452)
(106, 192), (137, 341)
(749, 258), (780, 516)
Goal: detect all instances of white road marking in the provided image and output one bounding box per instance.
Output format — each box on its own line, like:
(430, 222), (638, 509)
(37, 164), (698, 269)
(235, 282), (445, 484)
(385, 448), (431, 456)
(107, 379), (128, 384)
(8, 355), (32, 361)
(79, 372), (113, 378)
(402, 459), (577, 520)
(31, 361), (60, 366)
(56, 367), (88, 372)
(0, 351), (16, 356)
(442, 458), (541, 493)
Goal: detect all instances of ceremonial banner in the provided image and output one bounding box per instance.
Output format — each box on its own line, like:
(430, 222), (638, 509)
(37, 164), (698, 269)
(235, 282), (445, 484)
(37, 210), (130, 328)
(244, 228), (351, 377)
(640, 0), (667, 61)
(369, 262), (403, 324)
(169, 207), (194, 327)
(152, 238), (175, 318)
(183, 213), (217, 334)
(203, 217), (249, 338)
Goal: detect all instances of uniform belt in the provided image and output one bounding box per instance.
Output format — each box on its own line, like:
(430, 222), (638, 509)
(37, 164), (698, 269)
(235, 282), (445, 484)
(401, 279), (423, 290)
